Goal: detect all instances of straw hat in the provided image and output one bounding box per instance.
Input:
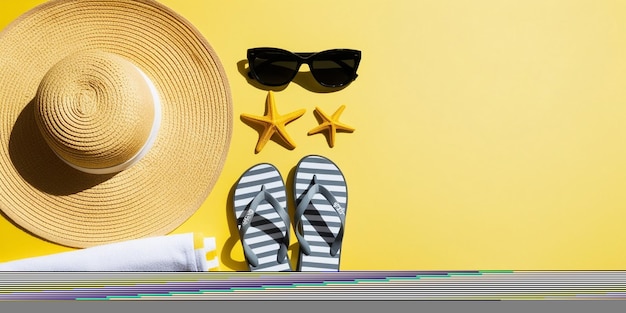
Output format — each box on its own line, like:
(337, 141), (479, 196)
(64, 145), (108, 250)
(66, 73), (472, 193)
(0, 0), (232, 248)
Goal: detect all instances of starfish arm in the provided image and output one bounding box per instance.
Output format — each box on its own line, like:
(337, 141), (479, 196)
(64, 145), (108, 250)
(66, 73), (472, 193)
(264, 91), (278, 119)
(280, 108), (306, 125)
(241, 113), (275, 153)
(240, 113), (269, 124)
(254, 125), (275, 153)
(331, 105), (347, 120)
(276, 109), (306, 149)
(273, 108), (305, 150)
(313, 107), (333, 123)
(328, 125), (337, 148)
(333, 121), (356, 133)
(307, 122), (331, 135)
(274, 127), (298, 150)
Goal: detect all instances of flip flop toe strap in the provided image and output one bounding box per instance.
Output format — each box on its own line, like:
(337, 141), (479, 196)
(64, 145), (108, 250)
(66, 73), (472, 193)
(239, 185), (290, 267)
(295, 175), (346, 257)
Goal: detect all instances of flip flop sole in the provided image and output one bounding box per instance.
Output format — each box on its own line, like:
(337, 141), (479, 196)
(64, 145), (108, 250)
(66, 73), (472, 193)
(233, 163), (292, 271)
(294, 155), (347, 271)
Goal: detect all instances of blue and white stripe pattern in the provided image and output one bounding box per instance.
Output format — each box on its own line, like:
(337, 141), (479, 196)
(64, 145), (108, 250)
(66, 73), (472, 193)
(233, 164), (292, 271)
(294, 155), (348, 271)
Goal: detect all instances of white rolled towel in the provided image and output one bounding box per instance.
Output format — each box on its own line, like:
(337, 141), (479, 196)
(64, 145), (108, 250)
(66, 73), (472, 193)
(0, 233), (219, 271)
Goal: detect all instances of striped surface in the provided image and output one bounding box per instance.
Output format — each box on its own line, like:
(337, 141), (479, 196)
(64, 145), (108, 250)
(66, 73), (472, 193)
(294, 155), (347, 271)
(4, 271), (626, 300)
(233, 164), (292, 271)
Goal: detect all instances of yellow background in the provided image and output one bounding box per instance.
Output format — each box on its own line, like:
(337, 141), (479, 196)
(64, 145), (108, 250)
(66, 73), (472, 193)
(2, 0), (626, 270)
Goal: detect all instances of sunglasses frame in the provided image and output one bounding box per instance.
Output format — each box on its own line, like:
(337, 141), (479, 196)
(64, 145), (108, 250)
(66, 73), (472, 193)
(247, 47), (362, 88)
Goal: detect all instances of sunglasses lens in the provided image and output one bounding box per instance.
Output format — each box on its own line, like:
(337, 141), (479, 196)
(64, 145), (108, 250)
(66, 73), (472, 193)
(310, 51), (360, 87)
(250, 50), (299, 86)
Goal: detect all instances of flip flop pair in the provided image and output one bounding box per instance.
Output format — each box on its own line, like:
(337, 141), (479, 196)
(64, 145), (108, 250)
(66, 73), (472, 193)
(233, 155), (348, 271)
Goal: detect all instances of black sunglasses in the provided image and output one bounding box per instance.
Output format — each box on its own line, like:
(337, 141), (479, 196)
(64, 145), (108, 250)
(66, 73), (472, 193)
(247, 48), (361, 88)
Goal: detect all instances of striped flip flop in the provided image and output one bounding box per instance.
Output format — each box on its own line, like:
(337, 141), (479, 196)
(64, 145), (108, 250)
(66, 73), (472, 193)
(233, 163), (292, 271)
(293, 155), (348, 271)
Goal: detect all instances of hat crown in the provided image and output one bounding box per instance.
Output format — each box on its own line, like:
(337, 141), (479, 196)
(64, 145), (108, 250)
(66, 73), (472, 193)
(34, 51), (158, 173)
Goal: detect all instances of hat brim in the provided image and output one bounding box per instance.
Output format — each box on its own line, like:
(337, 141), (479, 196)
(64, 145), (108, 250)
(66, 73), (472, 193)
(0, 0), (233, 248)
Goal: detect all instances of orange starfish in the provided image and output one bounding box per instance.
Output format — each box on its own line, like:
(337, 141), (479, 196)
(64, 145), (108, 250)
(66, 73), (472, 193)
(241, 91), (305, 153)
(308, 105), (355, 148)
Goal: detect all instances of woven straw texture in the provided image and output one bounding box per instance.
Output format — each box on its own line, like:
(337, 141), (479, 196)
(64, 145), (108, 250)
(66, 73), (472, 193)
(0, 0), (233, 248)
(35, 50), (158, 170)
